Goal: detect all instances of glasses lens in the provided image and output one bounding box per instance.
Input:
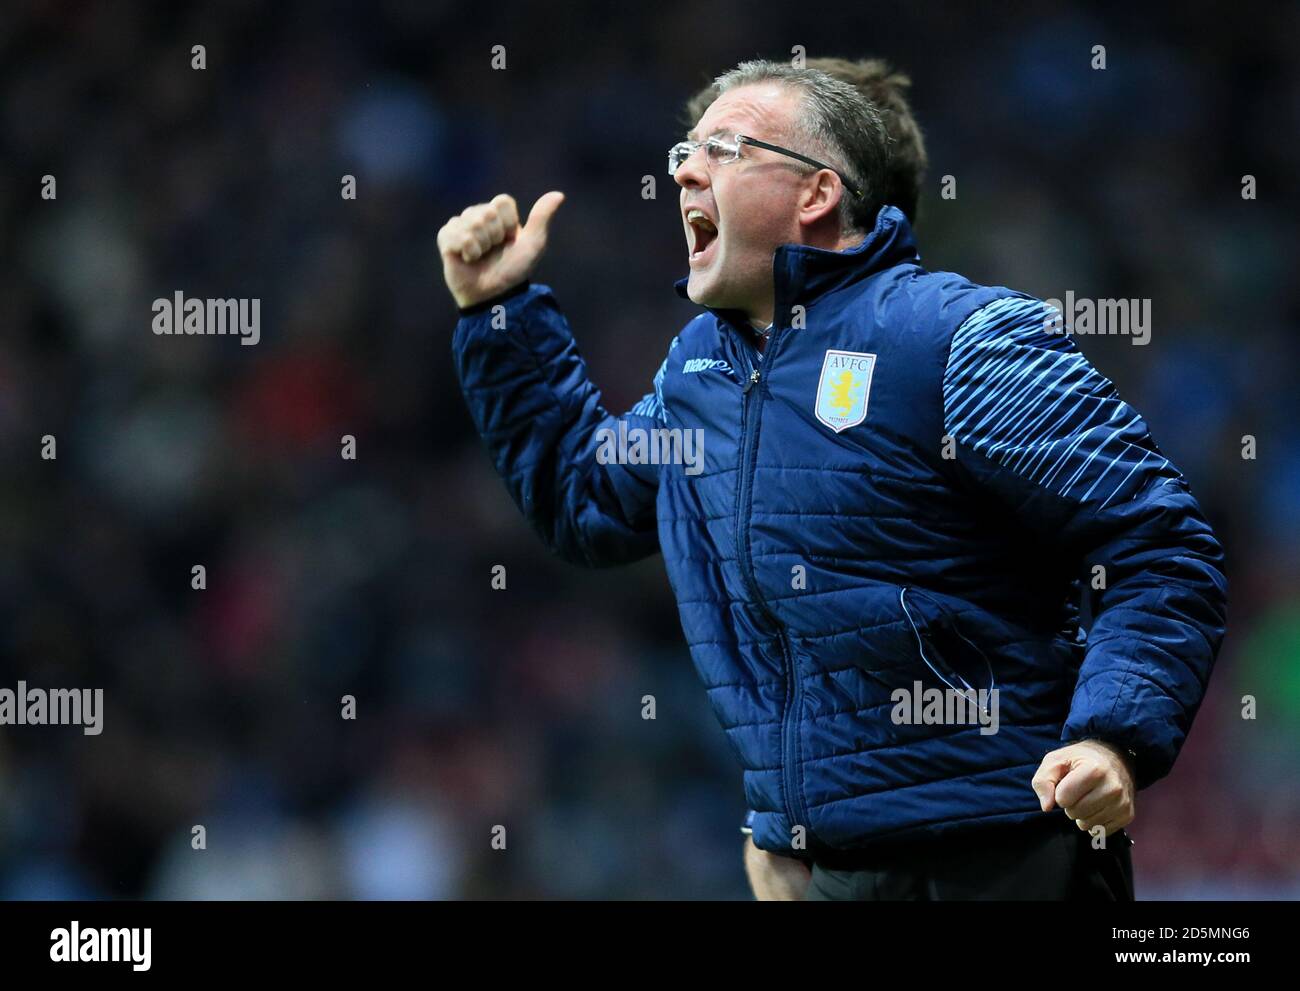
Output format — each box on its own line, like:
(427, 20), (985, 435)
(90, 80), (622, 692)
(705, 138), (731, 165)
(668, 142), (692, 175)
(670, 143), (691, 174)
(669, 137), (739, 175)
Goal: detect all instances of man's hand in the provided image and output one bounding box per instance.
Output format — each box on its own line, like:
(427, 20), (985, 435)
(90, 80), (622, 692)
(743, 835), (812, 900)
(1032, 739), (1136, 837)
(437, 191), (565, 310)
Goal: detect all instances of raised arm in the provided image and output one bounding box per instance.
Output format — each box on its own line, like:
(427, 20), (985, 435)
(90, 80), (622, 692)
(442, 193), (664, 566)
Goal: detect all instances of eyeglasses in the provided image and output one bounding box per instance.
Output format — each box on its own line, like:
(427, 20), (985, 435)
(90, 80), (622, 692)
(668, 132), (863, 200)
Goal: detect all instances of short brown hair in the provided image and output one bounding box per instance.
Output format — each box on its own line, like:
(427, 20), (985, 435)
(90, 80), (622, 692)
(702, 61), (891, 236)
(682, 57), (927, 226)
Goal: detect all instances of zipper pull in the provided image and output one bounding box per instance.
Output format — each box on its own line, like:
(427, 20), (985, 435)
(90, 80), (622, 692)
(742, 369), (761, 394)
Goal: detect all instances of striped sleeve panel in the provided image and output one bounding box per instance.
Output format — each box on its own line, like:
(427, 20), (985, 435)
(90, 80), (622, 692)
(943, 296), (1174, 511)
(627, 361), (667, 422)
(628, 335), (678, 423)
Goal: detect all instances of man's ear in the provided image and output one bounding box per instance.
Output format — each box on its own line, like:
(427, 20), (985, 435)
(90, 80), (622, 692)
(798, 170), (843, 228)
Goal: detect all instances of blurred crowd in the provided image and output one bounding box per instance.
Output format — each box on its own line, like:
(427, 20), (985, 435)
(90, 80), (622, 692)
(0, 0), (1297, 899)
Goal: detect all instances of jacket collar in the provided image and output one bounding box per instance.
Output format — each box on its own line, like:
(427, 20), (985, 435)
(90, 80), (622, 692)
(672, 205), (919, 332)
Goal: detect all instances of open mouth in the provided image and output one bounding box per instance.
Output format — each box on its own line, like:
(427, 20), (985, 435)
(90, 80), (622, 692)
(686, 208), (718, 264)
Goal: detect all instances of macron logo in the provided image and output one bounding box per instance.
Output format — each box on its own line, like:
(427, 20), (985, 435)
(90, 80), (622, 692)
(682, 358), (731, 375)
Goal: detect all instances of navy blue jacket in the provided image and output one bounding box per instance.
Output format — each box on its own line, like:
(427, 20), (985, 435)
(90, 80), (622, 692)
(452, 206), (1227, 858)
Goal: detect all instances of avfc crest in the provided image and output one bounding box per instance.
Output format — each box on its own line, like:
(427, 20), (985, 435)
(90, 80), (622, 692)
(815, 350), (876, 433)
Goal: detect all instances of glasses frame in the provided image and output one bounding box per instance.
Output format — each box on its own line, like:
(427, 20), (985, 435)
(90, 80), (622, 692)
(668, 132), (863, 200)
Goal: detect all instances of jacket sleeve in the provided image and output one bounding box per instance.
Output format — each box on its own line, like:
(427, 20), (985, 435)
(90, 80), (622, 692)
(941, 295), (1227, 789)
(452, 281), (668, 567)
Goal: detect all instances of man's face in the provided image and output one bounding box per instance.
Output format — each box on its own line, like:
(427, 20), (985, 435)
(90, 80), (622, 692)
(674, 83), (809, 322)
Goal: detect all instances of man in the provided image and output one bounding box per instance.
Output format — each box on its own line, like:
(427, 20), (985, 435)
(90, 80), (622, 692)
(687, 57), (928, 899)
(439, 60), (1227, 900)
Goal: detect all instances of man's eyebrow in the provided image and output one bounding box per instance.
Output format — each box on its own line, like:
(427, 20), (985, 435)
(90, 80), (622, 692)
(686, 126), (729, 142)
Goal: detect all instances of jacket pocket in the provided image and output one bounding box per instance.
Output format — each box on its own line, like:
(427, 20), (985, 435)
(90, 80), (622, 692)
(895, 585), (998, 699)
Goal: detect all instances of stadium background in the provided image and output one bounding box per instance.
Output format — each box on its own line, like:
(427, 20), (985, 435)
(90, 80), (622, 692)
(1, 0), (1297, 899)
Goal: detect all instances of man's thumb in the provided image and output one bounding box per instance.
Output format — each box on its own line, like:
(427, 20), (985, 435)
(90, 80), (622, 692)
(522, 191), (565, 239)
(1032, 754), (1071, 812)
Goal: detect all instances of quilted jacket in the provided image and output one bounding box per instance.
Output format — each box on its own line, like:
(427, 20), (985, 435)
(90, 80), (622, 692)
(451, 205), (1227, 859)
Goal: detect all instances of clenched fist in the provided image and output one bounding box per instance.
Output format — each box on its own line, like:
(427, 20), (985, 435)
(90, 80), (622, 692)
(1032, 739), (1136, 837)
(437, 191), (565, 309)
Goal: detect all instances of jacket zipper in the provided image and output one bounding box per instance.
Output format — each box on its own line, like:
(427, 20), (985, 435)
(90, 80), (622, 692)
(731, 318), (814, 847)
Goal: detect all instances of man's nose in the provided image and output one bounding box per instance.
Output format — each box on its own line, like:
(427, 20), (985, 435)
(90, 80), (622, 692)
(673, 147), (710, 190)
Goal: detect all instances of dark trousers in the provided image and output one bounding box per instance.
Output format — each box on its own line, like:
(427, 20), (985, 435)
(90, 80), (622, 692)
(805, 814), (1134, 901)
